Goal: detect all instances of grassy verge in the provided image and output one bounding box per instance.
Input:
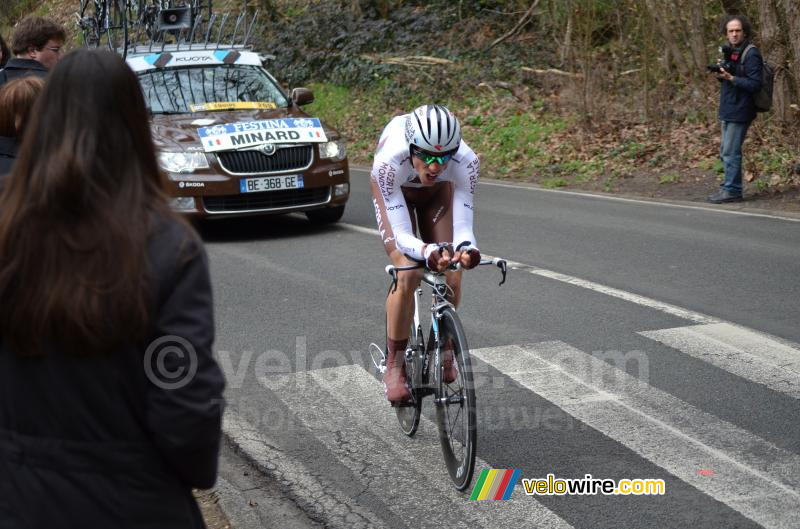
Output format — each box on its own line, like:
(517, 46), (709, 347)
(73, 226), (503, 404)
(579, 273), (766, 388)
(303, 81), (798, 197)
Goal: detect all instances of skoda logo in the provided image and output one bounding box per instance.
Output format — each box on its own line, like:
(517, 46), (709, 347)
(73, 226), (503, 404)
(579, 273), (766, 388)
(258, 144), (277, 156)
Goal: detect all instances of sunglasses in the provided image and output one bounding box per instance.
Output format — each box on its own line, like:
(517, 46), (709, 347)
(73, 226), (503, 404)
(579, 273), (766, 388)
(413, 149), (454, 166)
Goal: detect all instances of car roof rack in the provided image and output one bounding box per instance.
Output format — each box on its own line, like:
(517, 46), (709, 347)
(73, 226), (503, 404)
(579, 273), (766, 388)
(127, 9), (259, 55)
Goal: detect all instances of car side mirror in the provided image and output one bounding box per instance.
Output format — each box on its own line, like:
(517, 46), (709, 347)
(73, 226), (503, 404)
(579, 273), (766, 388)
(291, 88), (314, 106)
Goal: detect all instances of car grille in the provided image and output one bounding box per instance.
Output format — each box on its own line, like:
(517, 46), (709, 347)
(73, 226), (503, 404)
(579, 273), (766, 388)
(202, 187), (330, 213)
(216, 145), (313, 174)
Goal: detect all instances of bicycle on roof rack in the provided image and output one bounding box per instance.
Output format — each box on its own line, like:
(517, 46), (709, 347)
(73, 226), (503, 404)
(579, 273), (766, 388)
(78, 0), (215, 59)
(128, 0), (214, 43)
(370, 256), (508, 491)
(77, 0), (128, 57)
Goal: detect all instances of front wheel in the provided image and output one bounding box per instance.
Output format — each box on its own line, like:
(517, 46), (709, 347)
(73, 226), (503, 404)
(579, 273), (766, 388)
(434, 307), (476, 491)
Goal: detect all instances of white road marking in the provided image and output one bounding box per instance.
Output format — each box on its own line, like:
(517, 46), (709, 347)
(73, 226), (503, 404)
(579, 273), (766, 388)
(640, 323), (800, 399)
(472, 342), (800, 529)
(341, 222), (719, 324)
(259, 364), (574, 529)
(478, 179), (800, 223)
(351, 167), (800, 223)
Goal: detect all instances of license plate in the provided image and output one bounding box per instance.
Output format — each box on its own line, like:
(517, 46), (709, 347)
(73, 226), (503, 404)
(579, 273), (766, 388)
(240, 175), (304, 193)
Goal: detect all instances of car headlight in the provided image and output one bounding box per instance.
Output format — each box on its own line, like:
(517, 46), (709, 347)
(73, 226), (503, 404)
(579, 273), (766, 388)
(319, 140), (346, 161)
(158, 152), (209, 174)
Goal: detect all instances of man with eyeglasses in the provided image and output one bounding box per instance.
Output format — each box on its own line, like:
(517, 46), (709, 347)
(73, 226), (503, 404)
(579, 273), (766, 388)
(371, 104), (481, 404)
(0, 17), (66, 87)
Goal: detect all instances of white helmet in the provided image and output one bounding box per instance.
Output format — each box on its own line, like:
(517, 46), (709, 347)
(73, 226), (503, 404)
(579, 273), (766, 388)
(405, 104), (461, 155)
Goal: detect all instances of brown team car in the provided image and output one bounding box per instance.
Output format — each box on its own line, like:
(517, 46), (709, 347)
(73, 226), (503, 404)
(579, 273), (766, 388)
(126, 46), (349, 222)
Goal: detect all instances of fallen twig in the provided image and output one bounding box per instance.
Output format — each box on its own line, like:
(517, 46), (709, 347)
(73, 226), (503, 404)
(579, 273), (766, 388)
(521, 67), (583, 79)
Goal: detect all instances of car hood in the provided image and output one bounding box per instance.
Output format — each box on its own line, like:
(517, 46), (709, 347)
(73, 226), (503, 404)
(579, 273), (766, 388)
(150, 109), (338, 152)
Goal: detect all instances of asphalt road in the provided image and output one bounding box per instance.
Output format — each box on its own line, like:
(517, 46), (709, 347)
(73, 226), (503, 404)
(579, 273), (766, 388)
(201, 168), (800, 529)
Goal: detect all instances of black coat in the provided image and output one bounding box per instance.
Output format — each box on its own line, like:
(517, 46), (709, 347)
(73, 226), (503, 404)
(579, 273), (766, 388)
(718, 43), (763, 123)
(0, 137), (17, 176)
(0, 58), (48, 86)
(0, 218), (225, 529)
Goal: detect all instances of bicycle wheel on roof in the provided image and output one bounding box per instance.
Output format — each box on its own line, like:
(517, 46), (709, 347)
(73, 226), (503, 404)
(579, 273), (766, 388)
(78, 0), (101, 48)
(78, 0), (128, 58)
(104, 0), (129, 58)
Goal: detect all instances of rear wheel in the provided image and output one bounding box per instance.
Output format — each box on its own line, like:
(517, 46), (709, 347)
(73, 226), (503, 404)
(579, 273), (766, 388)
(305, 205), (344, 224)
(395, 324), (423, 437)
(394, 392), (421, 436)
(434, 307), (476, 491)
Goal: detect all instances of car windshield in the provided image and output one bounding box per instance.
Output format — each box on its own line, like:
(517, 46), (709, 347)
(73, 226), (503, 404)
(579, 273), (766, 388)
(138, 65), (289, 114)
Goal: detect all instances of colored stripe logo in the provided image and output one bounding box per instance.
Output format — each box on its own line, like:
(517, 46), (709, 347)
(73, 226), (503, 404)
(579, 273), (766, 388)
(469, 469), (521, 500)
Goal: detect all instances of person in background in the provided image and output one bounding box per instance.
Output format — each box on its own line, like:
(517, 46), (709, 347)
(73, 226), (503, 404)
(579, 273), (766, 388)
(0, 16), (66, 86)
(0, 50), (225, 528)
(0, 76), (45, 176)
(707, 14), (763, 204)
(0, 34), (10, 67)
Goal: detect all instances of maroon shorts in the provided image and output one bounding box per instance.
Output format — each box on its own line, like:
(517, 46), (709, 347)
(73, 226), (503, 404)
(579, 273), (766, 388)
(370, 179), (454, 257)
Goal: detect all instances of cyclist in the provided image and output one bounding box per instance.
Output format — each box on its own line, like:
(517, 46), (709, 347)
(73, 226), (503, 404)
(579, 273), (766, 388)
(371, 104), (481, 404)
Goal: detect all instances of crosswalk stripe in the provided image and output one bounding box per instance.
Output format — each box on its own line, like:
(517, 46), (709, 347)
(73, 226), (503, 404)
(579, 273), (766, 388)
(472, 342), (800, 529)
(639, 323), (800, 399)
(259, 364), (574, 529)
(223, 412), (387, 529)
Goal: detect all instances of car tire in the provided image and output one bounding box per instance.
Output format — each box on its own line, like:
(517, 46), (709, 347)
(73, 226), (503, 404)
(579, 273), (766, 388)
(305, 205), (345, 224)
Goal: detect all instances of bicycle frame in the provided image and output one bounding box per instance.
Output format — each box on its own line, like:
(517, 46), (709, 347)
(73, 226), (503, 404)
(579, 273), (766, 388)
(381, 258), (507, 404)
(403, 270), (455, 402)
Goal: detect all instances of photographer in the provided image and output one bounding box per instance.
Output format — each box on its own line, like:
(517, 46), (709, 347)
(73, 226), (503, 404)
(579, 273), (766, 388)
(708, 14), (763, 204)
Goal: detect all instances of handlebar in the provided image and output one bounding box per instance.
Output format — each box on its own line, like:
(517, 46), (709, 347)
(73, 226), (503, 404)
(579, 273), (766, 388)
(385, 257), (507, 293)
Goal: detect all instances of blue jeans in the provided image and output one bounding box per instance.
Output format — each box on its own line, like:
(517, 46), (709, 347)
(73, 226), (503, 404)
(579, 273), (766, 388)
(719, 120), (751, 195)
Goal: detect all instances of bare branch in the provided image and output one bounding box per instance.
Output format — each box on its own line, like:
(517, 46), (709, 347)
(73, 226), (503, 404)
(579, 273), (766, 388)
(487, 0), (542, 51)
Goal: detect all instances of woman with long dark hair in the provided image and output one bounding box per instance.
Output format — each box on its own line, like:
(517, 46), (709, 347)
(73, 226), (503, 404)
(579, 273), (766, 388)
(0, 49), (224, 528)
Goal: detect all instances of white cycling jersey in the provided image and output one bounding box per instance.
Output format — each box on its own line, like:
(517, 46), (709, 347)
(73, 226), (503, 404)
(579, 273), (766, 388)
(371, 114), (480, 261)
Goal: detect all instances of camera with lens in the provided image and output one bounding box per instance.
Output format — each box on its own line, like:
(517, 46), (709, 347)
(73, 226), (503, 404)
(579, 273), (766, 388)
(707, 43), (735, 74)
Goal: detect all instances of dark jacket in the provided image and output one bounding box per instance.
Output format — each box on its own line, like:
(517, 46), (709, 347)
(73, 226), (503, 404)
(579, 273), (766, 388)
(0, 218), (225, 529)
(718, 43), (763, 123)
(0, 137), (16, 176)
(0, 58), (48, 86)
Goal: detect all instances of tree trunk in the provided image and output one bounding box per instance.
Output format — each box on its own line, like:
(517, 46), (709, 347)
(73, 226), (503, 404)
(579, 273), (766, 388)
(778, 0), (800, 96)
(643, 0), (690, 78)
(684, 0), (709, 73)
(756, 0), (788, 121)
(560, 8), (573, 67)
